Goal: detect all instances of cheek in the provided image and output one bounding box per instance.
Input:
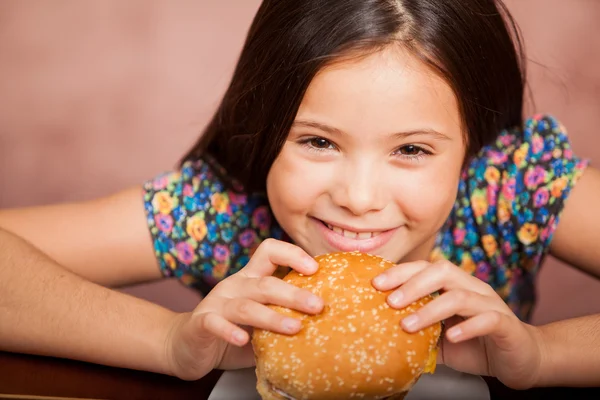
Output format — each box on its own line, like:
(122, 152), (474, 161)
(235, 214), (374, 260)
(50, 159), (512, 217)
(266, 146), (329, 217)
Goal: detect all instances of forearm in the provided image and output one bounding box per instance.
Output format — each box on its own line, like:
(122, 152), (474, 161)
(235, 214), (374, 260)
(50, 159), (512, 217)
(0, 186), (162, 287)
(0, 227), (177, 376)
(535, 314), (600, 387)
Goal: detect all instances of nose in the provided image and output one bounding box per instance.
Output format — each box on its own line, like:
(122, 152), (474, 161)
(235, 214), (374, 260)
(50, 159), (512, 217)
(330, 160), (387, 216)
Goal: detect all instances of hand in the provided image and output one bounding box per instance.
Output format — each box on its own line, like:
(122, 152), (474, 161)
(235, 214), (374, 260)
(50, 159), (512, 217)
(163, 239), (324, 380)
(372, 260), (543, 390)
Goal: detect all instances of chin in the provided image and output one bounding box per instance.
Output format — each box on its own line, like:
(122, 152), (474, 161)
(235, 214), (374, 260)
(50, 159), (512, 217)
(252, 251), (441, 400)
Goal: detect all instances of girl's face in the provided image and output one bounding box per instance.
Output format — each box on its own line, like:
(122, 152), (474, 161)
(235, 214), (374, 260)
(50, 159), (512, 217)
(266, 46), (465, 263)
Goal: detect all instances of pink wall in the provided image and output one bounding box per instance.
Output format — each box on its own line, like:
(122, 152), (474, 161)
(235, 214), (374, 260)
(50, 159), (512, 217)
(1, 0), (599, 324)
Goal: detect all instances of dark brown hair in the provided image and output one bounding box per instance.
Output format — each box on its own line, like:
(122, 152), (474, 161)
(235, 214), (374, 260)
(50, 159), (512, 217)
(182, 0), (526, 192)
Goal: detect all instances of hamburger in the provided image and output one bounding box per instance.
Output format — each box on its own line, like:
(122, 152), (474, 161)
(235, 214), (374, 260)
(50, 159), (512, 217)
(252, 251), (442, 400)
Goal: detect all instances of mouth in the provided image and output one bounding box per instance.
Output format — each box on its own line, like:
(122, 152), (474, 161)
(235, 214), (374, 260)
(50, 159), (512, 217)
(312, 218), (399, 253)
(322, 221), (384, 240)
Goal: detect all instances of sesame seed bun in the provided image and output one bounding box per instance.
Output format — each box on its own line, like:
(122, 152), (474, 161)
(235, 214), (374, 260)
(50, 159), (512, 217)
(252, 251), (442, 400)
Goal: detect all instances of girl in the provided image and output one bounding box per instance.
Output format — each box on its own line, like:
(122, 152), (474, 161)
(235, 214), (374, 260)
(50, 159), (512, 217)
(1, 0), (599, 390)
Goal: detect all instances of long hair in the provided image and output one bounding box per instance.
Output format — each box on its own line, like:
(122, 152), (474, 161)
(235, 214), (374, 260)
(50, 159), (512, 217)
(182, 0), (525, 192)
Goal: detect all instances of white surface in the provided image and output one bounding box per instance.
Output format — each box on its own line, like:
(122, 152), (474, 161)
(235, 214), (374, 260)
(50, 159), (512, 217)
(208, 364), (490, 400)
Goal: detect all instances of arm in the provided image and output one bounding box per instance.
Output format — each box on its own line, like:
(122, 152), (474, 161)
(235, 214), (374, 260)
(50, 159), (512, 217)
(539, 165), (600, 386)
(0, 186), (161, 287)
(550, 166), (600, 278)
(535, 314), (600, 387)
(0, 226), (177, 375)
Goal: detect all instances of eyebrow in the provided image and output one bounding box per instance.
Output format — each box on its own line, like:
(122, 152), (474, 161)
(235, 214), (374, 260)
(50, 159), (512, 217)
(292, 119), (452, 141)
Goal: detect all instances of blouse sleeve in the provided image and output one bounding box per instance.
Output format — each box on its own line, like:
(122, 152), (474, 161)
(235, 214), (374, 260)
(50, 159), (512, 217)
(142, 156), (282, 296)
(469, 114), (589, 271)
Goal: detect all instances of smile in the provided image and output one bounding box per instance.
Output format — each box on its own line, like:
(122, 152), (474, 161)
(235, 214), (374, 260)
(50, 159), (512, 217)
(313, 218), (399, 253)
(323, 222), (383, 239)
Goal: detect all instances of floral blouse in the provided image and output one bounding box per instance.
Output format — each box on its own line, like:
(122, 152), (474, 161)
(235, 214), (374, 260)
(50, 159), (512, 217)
(143, 114), (589, 322)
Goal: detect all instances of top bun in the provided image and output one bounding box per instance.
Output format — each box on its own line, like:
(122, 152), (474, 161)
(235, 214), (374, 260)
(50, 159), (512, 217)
(252, 251), (442, 400)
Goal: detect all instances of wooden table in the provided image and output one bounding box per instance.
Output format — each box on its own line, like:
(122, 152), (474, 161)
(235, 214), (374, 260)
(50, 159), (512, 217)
(0, 351), (221, 400)
(1, 350), (598, 400)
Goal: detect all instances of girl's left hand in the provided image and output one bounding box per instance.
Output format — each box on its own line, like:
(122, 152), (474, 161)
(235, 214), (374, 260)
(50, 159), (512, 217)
(372, 260), (544, 390)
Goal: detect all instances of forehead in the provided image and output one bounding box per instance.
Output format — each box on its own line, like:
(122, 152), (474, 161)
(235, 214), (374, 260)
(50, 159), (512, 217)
(296, 46), (463, 139)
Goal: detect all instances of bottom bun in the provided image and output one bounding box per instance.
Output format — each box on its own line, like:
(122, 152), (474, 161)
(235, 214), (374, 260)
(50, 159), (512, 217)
(252, 251), (441, 400)
(255, 366), (409, 400)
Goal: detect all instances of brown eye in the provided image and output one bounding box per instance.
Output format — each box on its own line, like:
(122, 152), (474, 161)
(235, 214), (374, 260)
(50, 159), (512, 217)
(309, 137), (332, 149)
(398, 145), (422, 155)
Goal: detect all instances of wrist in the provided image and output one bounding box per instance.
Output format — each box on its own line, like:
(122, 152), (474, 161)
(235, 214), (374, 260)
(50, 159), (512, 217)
(161, 311), (190, 378)
(529, 323), (555, 388)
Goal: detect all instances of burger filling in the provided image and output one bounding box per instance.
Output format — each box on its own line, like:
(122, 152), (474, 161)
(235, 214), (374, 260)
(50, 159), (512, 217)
(268, 380), (397, 400)
(268, 381), (297, 400)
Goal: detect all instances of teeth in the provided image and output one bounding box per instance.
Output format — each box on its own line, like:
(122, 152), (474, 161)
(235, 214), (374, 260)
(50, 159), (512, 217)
(343, 230), (358, 239)
(358, 232), (373, 240)
(324, 222), (382, 239)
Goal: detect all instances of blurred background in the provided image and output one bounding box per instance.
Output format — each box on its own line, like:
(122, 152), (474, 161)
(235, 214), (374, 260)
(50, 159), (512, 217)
(1, 0), (599, 325)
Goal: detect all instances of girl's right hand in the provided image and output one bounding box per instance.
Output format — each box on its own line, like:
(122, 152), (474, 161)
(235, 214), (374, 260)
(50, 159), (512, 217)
(163, 239), (324, 381)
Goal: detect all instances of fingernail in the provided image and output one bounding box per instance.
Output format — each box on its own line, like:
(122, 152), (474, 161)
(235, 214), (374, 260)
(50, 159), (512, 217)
(446, 327), (462, 341)
(282, 318), (301, 333)
(402, 314), (419, 330)
(388, 290), (404, 306)
(232, 330), (246, 344)
(373, 274), (386, 287)
(303, 257), (318, 271)
(306, 295), (322, 310)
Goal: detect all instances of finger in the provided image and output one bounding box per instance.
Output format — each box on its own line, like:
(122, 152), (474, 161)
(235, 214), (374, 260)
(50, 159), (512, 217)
(400, 289), (506, 332)
(386, 260), (494, 309)
(435, 315), (465, 365)
(444, 310), (512, 343)
(241, 275), (323, 314)
(371, 260), (429, 291)
(223, 297), (303, 335)
(196, 312), (250, 347)
(242, 238), (318, 277)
